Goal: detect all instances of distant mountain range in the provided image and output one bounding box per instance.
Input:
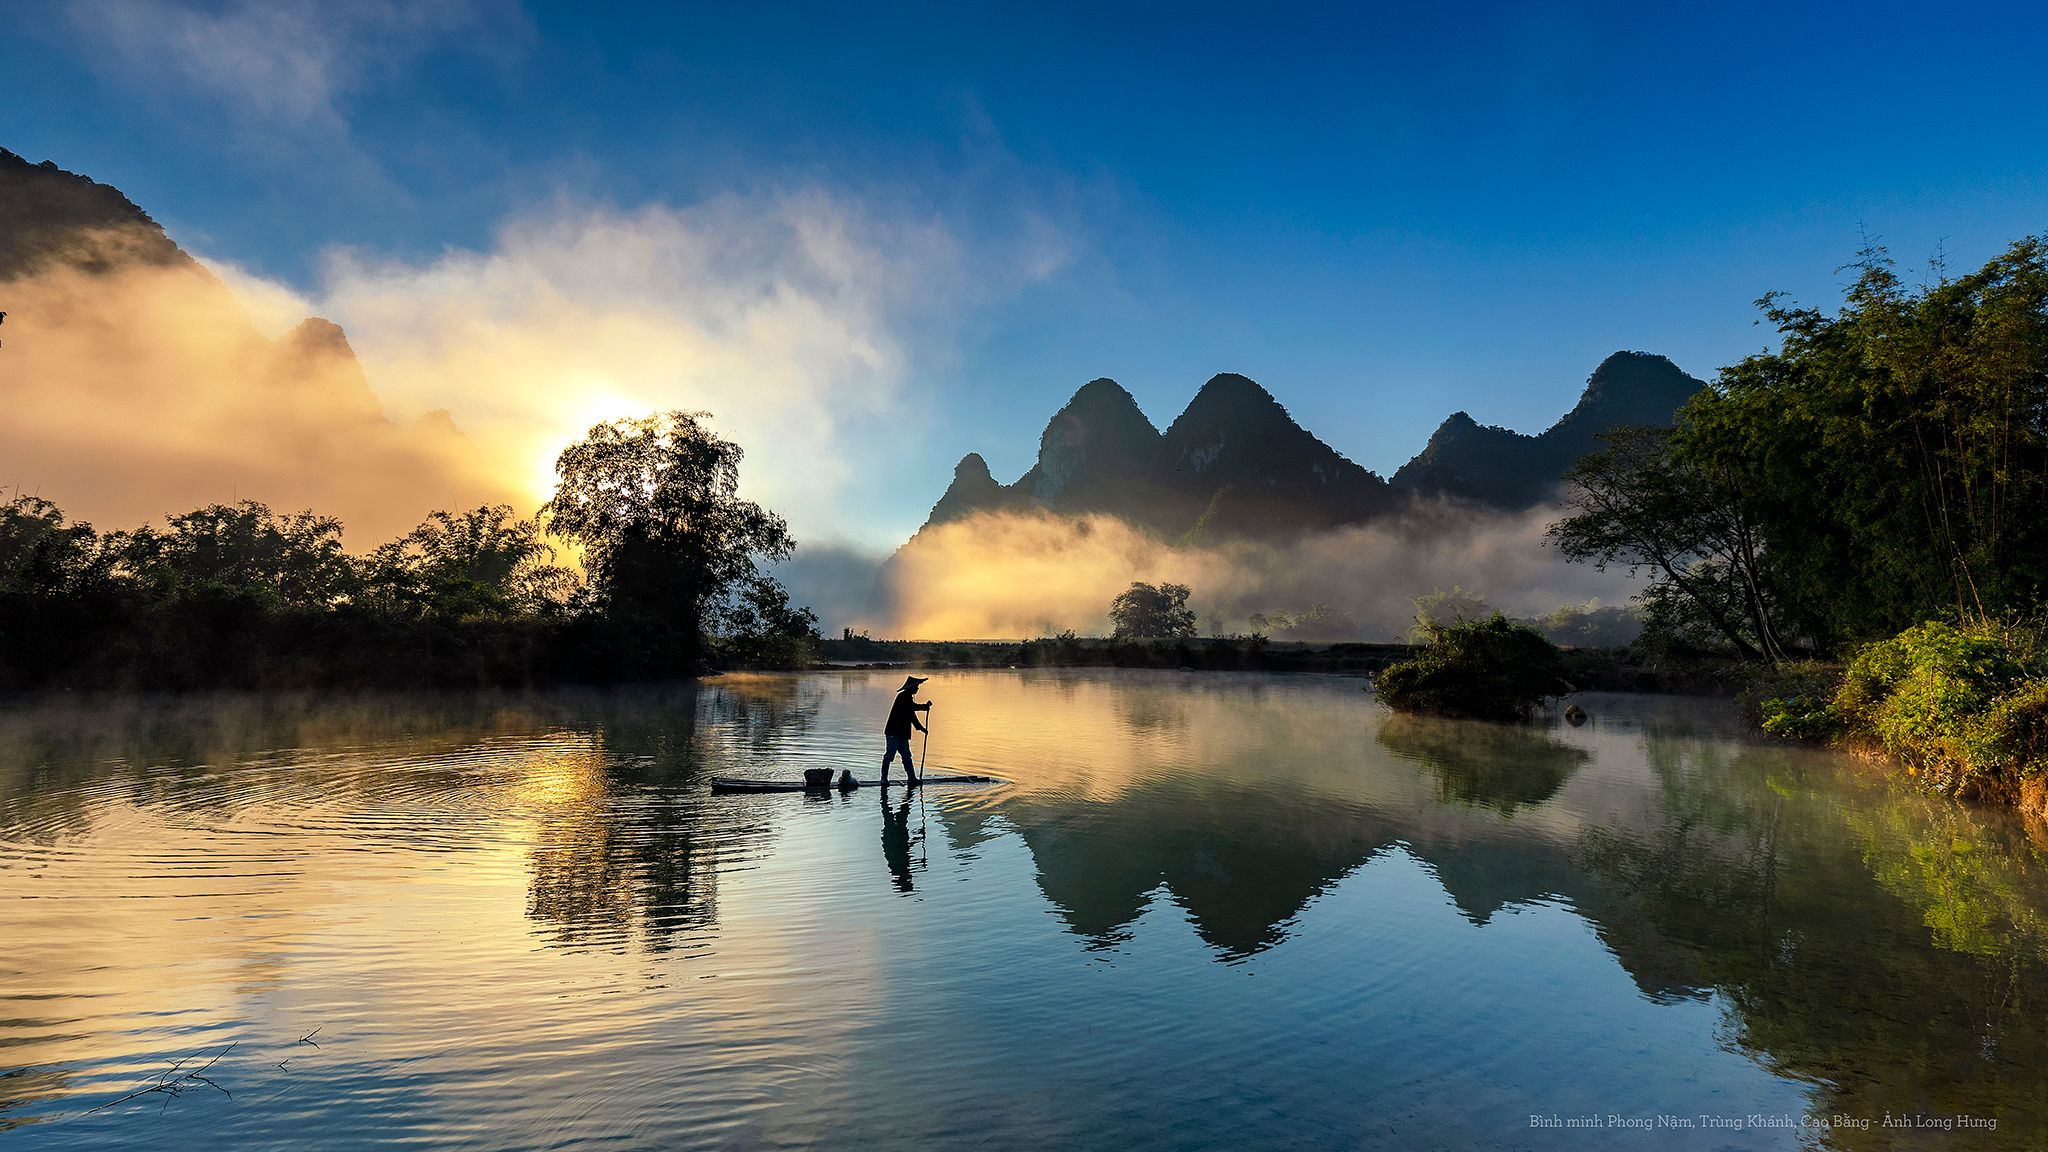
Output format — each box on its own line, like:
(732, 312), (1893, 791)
(3, 142), (1704, 569)
(915, 351), (1706, 545)
(1390, 351), (1706, 509)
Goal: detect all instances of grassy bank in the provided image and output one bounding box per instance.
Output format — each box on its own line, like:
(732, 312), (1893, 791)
(1751, 620), (2048, 821)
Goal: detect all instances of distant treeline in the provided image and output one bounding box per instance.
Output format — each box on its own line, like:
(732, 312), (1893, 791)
(0, 412), (821, 690)
(823, 633), (1408, 674)
(817, 633), (1711, 693)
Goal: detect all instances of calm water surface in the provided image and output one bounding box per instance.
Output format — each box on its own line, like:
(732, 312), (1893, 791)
(3, 671), (2046, 1149)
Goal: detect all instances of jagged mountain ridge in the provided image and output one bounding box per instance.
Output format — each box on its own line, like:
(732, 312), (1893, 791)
(1161, 372), (1400, 539)
(920, 352), (1705, 542)
(0, 147), (190, 279)
(1389, 351), (1705, 509)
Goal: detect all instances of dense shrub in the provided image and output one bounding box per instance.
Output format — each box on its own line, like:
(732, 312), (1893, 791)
(1373, 614), (1572, 721)
(1829, 620), (2048, 795)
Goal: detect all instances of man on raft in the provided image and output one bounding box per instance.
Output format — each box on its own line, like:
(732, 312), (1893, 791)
(882, 675), (932, 786)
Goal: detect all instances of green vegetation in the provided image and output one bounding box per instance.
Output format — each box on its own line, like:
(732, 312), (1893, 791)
(1373, 614), (1571, 721)
(1836, 621), (2047, 797)
(1107, 581), (1196, 639)
(1557, 239), (2048, 661)
(0, 412), (819, 690)
(1550, 424), (1786, 662)
(1552, 237), (2048, 806)
(1750, 620), (2048, 800)
(543, 411), (818, 674)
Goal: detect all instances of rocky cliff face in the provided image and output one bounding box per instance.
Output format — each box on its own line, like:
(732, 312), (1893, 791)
(1162, 373), (1396, 540)
(1012, 378), (1171, 522)
(0, 147), (189, 280)
(923, 452), (1013, 529)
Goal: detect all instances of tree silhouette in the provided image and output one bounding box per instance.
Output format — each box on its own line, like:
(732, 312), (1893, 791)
(543, 411), (813, 672)
(1108, 581), (1195, 639)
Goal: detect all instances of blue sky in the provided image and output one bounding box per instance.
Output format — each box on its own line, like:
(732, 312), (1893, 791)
(9, 1), (2048, 546)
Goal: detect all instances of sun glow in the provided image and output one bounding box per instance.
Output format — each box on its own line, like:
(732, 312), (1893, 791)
(522, 379), (650, 509)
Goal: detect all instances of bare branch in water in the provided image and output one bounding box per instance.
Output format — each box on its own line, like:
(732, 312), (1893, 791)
(84, 1042), (237, 1115)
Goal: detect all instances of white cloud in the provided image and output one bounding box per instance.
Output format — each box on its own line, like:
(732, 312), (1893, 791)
(66, 0), (526, 136)
(284, 189), (1022, 538)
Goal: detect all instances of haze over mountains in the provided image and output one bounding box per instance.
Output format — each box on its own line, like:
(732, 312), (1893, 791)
(917, 352), (1704, 544)
(0, 147), (504, 542)
(870, 354), (1700, 638)
(5, 144), (1695, 639)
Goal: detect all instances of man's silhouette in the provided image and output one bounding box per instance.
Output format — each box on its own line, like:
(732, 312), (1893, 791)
(881, 675), (930, 785)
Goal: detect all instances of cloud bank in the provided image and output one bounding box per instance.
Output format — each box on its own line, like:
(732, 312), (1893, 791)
(304, 193), (970, 537)
(0, 230), (506, 542)
(4, 174), (1059, 554)
(873, 503), (1639, 641)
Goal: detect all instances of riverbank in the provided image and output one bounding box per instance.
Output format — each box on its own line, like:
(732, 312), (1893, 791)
(818, 635), (1403, 673)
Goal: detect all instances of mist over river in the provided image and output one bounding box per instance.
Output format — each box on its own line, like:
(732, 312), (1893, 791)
(3, 671), (2044, 1149)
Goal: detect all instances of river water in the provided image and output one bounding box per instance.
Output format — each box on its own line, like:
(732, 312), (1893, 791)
(2, 670), (2044, 1149)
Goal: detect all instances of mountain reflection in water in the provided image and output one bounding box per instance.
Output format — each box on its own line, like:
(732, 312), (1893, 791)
(2, 671), (2045, 1149)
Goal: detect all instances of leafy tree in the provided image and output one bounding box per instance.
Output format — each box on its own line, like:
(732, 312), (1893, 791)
(706, 568), (823, 666)
(1549, 426), (1788, 662)
(362, 505), (576, 620)
(1684, 239), (2048, 647)
(542, 412), (810, 668)
(0, 494), (115, 597)
(1109, 581), (1196, 639)
(121, 500), (355, 610)
(0, 496), (133, 688)
(1247, 610), (1291, 634)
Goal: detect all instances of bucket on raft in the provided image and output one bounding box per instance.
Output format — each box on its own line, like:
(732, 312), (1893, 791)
(803, 768), (835, 789)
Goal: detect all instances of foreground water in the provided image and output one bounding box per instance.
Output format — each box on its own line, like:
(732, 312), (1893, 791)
(3, 671), (2046, 1150)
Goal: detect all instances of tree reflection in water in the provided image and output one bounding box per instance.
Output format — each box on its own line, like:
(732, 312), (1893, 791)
(8, 674), (2048, 1146)
(523, 677), (820, 952)
(1572, 735), (2048, 1145)
(1375, 712), (1588, 814)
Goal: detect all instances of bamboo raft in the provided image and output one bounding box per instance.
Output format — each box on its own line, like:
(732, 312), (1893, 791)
(709, 773), (1006, 794)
